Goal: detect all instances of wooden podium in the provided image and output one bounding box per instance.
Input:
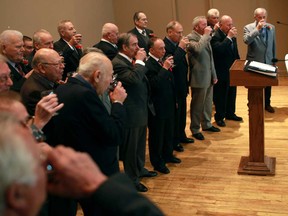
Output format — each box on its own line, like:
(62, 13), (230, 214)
(230, 60), (278, 175)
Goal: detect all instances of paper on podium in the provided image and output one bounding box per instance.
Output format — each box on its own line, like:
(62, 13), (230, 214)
(244, 60), (277, 77)
(285, 54), (288, 72)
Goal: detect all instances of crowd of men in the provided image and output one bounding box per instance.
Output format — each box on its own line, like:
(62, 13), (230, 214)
(0, 7), (276, 216)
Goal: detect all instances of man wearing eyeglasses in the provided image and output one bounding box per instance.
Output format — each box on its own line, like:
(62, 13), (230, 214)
(0, 55), (13, 92)
(20, 48), (64, 116)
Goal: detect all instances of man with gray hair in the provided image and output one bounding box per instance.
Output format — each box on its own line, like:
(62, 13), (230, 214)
(0, 54), (13, 92)
(207, 8), (220, 32)
(0, 30), (30, 92)
(26, 29), (54, 71)
(187, 16), (220, 141)
(93, 23), (119, 60)
(243, 8), (276, 113)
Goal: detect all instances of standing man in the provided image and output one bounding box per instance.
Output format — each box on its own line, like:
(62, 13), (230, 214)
(93, 23), (119, 60)
(243, 8), (276, 113)
(0, 30), (29, 92)
(187, 16), (220, 141)
(211, 15), (242, 127)
(54, 20), (82, 80)
(128, 11), (154, 53)
(26, 29), (54, 71)
(23, 35), (33, 70)
(112, 33), (157, 192)
(164, 21), (193, 152)
(20, 48), (64, 115)
(146, 37), (181, 174)
(207, 8), (220, 33)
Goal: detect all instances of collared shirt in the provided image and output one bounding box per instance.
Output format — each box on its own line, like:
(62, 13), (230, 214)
(63, 39), (75, 50)
(165, 36), (178, 47)
(148, 52), (160, 62)
(33, 71), (56, 89)
(119, 52), (145, 66)
(101, 39), (117, 49)
(136, 27), (145, 35)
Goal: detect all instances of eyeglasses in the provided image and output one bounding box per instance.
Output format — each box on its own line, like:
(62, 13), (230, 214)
(0, 74), (13, 83)
(41, 60), (65, 67)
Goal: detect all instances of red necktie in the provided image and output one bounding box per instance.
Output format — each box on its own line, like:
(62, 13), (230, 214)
(15, 63), (25, 77)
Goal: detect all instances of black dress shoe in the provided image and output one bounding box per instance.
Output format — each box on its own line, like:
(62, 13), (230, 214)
(180, 137), (194, 143)
(140, 171), (158, 178)
(226, 115), (243, 121)
(174, 143), (184, 152)
(193, 133), (205, 140)
(203, 126), (221, 132)
(265, 105), (275, 113)
(154, 166), (170, 174)
(166, 156), (181, 163)
(135, 183), (148, 192)
(216, 120), (226, 127)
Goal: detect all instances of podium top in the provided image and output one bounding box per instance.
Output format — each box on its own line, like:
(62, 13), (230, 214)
(230, 60), (279, 87)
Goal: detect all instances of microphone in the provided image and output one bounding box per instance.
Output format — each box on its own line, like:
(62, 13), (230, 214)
(276, 21), (288, 26)
(272, 58), (288, 63)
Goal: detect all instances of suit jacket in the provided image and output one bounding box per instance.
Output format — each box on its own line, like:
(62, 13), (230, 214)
(112, 54), (154, 127)
(50, 76), (126, 176)
(8, 62), (27, 92)
(243, 21), (276, 64)
(92, 173), (164, 216)
(187, 31), (217, 88)
(210, 29), (240, 81)
(163, 37), (189, 99)
(145, 56), (176, 118)
(128, 27), (154, 53)
(20, 71), (55, 115)
(93, 40), (118, 60)
(53, 38), (82, 79)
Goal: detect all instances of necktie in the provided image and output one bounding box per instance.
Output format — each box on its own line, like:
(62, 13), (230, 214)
(158, 59), (163, 66)
(142, 30), (147, 36)
(261, 28), (267, 43)
(15, 63), (25, 77)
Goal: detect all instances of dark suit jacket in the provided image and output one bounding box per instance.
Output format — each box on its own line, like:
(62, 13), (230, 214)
(8, 62), (27, 92)
(20, 72), (55, 115)
(128, 27), (154, 53)
(163, 37), (189, 99)
(92, 173), (164, 216)
(50, 76), (126, 176)
(145, 57), (176, 118)
(210, 29), (240, 81)
(53, 38), (82, 80)
(93, 40), (118, 60)
(112, 54), (154, 127)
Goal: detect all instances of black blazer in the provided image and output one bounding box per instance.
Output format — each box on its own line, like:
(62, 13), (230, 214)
(93, 40), (118, 60)
(210, 29), (240, 81)
(112, 54), (155, 127)
(20, 72), (55, 115)
(50, 76), (126, 176)
(53, 38), (82, 80)
(145, 57), (176, 118)
(163, 37), (189, 99)
(8, 62), (27, 92)
(128, 27), (154, 53)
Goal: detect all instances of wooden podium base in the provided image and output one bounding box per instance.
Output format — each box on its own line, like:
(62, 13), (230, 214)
(238, 156), (276, 175)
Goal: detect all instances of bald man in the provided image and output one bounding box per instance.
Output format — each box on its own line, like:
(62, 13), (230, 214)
(20, 48), (64, 115)
(93, 23), (119, 60)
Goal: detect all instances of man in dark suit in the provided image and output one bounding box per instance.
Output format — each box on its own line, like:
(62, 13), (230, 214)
(211, 15), (242, 127)
(49, 52), (127, 215)
(26, 29), (54, 71)
(0, 54), (13, 92)
(0, 30), (30, 92)
(54, 20), (82, 80)
(128, 11), (154, 53)
(163, 21), (194, 152)
(112, 33), (157, 192)
(146, 37), (181, 174)
(93, 23), (119, 60)
(0, 113), (164, 216)
(21, 48), (64, 115)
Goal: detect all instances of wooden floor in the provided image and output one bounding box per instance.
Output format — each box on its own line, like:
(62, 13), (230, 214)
(78, 68), (288, 216)
(140, 84), (288, 216)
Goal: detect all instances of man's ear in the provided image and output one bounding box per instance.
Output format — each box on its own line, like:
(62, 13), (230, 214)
(6, 183), (29, 211)
(92, 70), (101, 83)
